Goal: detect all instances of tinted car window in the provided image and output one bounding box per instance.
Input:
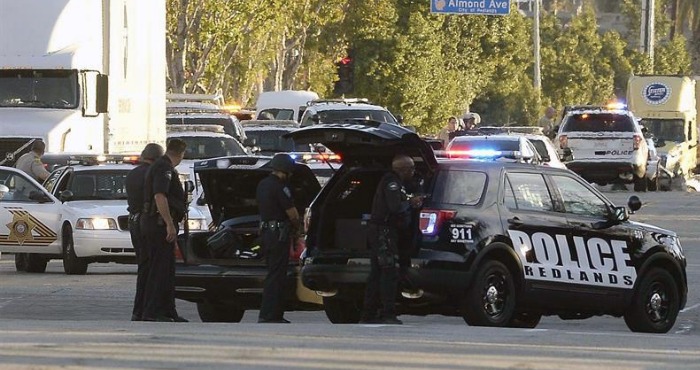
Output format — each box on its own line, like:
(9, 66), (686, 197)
(551, 175), (609, 217)
(245, 129), (310, 152)
(166, 116), (239, 138)
(561, 113), (635, 132)
(174, 136), (246, 159)
(303, 109), (397, 126)
(505, 172), (553, 212)
(258, 108), (294, 121)
(528, 139), (549, 159)
(433, 170), (486, 206)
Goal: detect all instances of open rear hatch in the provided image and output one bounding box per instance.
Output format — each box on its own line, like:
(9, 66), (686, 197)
(284, 121), (438, 170)
(182, 156), (320, 266)
(284, 121), (438, 254)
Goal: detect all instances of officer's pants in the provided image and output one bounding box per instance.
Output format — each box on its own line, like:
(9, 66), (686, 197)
(259, 228), (290, 321)
(141, 216), (177, 319)
(363, 225), (398, 319)
(128, 214), (149, 319)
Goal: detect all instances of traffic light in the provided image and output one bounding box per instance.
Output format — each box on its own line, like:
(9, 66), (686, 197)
(333, 56), (354, 95)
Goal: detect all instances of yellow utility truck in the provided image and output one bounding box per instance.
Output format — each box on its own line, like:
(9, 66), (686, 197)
(627, 75), (700, 190)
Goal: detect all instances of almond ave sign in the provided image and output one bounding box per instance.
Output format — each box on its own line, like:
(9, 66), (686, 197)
(431, 0), (511, 15)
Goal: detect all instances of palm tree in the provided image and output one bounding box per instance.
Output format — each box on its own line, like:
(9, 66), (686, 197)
(670, 0), (699, 40)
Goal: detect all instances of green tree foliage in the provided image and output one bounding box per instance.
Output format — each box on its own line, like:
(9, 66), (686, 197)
(165, 0), (694, 133)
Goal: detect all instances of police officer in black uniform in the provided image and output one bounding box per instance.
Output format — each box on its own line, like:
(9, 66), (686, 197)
(141, 139), (188, 322)
(360, 154), (424, 325)
(256, 153), (300, 324)
(126, 143), (164, 321)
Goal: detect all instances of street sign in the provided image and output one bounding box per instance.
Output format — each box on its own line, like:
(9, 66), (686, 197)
(431, 0), (511, 15)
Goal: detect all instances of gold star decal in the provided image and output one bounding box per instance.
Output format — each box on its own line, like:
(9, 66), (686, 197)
(6, 212), (37, 245)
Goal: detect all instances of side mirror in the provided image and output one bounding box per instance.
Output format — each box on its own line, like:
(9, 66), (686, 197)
(627, 195), (642, 213)
(59, 190), (73, 202)
(243, 138), (257, 147)
(611, 206), (629, 222)
(396, 115), (404, 124)
(541, 155), (551, 162)
(184, 180), (195, 194)
(196, 193), (207, 206)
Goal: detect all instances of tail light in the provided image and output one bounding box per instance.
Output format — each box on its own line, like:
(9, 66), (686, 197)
(174, 241), (184, 263)
(633, 134), (642, 150)
(558, 135), (568, 149)
(290, 238), (304, 262)
(420, 209), (457, 236)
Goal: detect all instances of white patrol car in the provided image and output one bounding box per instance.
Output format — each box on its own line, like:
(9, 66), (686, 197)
(555, 106), (650, 190)
(299, 99), (401, 127)
(0, 159), (207, 275)
(167, 124), (249, 230)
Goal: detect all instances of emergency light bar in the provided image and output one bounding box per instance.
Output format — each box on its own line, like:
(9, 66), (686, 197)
(446, 149), (523, 160)
(166, 124), (225, 134)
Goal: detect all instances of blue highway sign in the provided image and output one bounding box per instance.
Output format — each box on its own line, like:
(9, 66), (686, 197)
(431, 0), (511, 15)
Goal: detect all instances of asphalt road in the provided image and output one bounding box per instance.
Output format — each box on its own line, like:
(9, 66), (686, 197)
(0, 191), (698, 369)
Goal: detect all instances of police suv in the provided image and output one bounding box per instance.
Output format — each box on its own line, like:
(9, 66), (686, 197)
(287, 121), (687, 333)
(555, 105), (650, 191)
(0, 157), (208, 275)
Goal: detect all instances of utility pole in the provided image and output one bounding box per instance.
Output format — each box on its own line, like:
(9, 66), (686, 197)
(640, 0), (655, 68)
(533, 0), (541, 91)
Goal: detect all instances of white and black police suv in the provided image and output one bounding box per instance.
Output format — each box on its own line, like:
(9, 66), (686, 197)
(173, 156), (323, 322)
(286, 120), (687, 333)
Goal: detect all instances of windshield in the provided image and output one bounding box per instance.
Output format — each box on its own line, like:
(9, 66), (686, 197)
(69, 171), (129, 201)
(166, 116), (242, 139)
(258, 108), (295, 121)
(177, 136), (247, 159)
(640, 119), (686, 143)
(562, 113), (636, 132)
(0, 69), (79, 108)
(302, 108), (397, 126)
(245, 129), (310, 152)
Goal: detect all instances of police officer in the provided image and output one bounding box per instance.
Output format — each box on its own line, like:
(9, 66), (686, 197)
(256, 153), (300, 324)
(125, 143), (164, 321)
(360, 155), (424, 325)
(15, 140), (50, 182)
(141, 139), (188, 322)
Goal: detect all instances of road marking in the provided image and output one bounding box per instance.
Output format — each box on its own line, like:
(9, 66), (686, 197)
(680, 303), (700, 313)
(674, 323), (693, 335)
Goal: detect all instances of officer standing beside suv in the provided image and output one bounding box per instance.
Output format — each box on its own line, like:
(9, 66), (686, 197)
(141, 139), (188, 322)
(256, 153), (301, 324)
(360, 154), (423, 325)
(125, 143), (164, 321)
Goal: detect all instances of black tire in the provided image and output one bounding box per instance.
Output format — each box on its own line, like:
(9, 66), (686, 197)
(624, 268), (680, 333)
(509, 312), (541, 329)
(633, 174), (647, 192)
(25, 254), (48, 273)
(63, 230), (88, 275)
(196, 302), (245, 323)
(463, 260), (516, 327)
(323, 297), (362, 324)
(14, 253), (28, 272)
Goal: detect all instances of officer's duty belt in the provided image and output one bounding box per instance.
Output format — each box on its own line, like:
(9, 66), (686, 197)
(260, 220), (288, 230)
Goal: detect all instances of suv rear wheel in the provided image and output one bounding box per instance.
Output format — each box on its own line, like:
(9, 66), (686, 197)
(463, 260), (516, 327)
(323, 297), (362, 324)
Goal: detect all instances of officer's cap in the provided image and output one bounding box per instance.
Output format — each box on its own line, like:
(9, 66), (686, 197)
(141, 143), (164, 161)
(269, 153), (295, 174)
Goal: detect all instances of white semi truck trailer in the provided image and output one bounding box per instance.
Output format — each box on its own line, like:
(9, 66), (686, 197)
(0, 0), (166, 165)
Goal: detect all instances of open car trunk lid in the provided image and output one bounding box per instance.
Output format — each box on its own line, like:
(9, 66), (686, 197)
(284, 121), (438, 171)
(181, 156), (321, 266)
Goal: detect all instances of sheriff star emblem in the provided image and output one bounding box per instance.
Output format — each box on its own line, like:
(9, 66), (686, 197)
(6, 212), (37, 245)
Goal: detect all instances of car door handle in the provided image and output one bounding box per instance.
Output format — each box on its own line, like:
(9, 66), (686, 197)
(507, 217), (523, 225)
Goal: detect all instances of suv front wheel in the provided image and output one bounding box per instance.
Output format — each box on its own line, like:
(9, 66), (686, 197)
(463, 260), (516, 327)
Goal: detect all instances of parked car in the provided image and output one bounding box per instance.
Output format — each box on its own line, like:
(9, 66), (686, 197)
(286, 121), (687, 333)
(174, 156), (323, 322)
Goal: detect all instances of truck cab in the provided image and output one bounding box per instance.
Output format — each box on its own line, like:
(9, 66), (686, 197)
(627, 76), (698, 185)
